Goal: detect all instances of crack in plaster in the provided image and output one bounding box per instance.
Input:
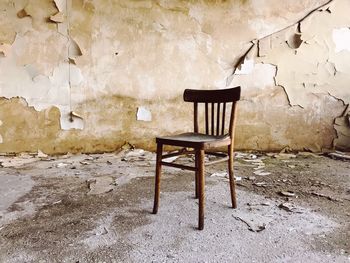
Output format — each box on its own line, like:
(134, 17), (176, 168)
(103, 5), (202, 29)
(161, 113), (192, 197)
(224, 0), (349, 150)
(258, 0), (334, 43)
(227, 0), (335, 95)
(1, 0), (349, 153)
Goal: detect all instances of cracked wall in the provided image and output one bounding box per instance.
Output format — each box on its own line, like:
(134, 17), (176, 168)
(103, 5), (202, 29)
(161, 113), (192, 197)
(0, 0), (349, 154)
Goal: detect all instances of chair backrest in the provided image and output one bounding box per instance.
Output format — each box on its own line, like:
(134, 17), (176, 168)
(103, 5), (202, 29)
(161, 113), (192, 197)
(183, 87), (241, 137)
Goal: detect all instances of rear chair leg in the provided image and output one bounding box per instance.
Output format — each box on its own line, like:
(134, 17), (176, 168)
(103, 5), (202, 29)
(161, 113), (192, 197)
(195, 151), (199, 199)
(153, 143), (163, 214)
(228, 145), (237, 208)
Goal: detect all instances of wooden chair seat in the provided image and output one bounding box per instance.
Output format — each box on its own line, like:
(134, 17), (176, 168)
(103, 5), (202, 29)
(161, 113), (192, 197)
(152, 87), (241, 230)
(156, 132), (231, 150)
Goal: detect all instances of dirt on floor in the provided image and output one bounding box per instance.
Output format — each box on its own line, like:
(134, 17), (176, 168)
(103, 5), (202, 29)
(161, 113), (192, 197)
(0, 149), (349, 263)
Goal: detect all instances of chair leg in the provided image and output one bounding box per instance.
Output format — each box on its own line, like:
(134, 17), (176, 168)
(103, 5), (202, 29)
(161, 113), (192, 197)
(197, 149), (205, 230)
(195, 152), (199, 199)
(228, 145), (237, 209)
(153, 143), (163, 214)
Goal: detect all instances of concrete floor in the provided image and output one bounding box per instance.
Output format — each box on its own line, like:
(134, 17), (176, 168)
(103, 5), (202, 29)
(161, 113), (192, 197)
(0, 150), (349, 263)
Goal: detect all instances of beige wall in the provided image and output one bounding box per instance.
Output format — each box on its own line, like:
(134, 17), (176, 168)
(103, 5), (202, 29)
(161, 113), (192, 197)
(0, 0), (349, 154)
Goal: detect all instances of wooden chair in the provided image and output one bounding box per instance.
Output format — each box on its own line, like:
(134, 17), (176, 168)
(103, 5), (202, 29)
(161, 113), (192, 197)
(152, 87), (241, 230)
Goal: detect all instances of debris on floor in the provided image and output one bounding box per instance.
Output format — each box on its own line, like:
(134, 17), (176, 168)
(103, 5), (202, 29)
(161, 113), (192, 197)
(0, 150), (349, 262)
(297, 152), (322, 158)
(278, 202), (303, 213)
(121, 142), (135, 150)
(310, 191), (343, 202)
(279, 191), (296, 197)
(210, 172), (228, 178)
(232, 212), (272, 232)
(252, 182), (268, 187)
(87, 176), (116, 195)
(56, 162), (70, 168)
(253, 170), (271, 176)
(272, 153), (297, 159)
(37, 150), (48, 158)
(247, 202), (271, 207)
(210, 172), (242, 181)
(0, 154), (39, 168)
(121, 149), (154, 162)
(162, 156), (179, 163)
(328, 151), (350, 161)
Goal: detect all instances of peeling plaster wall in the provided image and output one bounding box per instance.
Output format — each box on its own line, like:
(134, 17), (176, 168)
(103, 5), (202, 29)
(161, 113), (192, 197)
(0, 0), (349, 154)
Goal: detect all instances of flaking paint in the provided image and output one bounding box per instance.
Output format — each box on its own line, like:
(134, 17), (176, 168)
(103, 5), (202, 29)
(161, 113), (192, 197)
(0, 0), (349, 153)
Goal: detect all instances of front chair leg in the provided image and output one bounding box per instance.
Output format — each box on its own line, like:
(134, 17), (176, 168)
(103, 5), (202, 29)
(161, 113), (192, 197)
(228, 145), (237, 208)
(153, 143), (163, 214)
(198, 149), (205, 230)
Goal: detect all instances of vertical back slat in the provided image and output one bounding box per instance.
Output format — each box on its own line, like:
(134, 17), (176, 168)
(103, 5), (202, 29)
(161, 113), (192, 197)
(211, 103), (214, 135)
(184, 87), (240, 137)
(205, 103), (209, 134)
(229, 102), (236, 136)
(216, 103), (220, 135)
(221, 102), (226, 135)
(194, 102), (198, 133)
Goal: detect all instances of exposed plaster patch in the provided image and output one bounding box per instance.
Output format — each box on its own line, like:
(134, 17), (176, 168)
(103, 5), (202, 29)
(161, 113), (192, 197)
(328, 51), (350, 74)
(61, 110), (84, 130)
(0, 45), (84, 130)
(234, 58), (255, 75)
(50, 12), (65, 23)
(9, 31), (67, 76)
(225, 42), (257, 86)
(0, 43), (11, 57)
(332, 28), (350, 52)
(258, 26), (297, 57)
(69, 38), (83, 60)
(324, 61), (337, 76)
(17, 0), (58, 30)
(137, 107), (152, 122)
(53, 0), (65, 12)
(257, 39), (268, 57)
(231, 63), (277, 91)
(24, 64), (40, 80)
(50, 63), (83, 87)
